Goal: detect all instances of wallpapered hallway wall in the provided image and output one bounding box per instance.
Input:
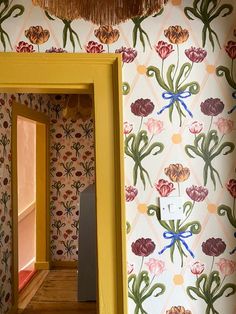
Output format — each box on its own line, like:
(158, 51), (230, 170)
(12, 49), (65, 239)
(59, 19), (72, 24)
(0, 0), (236, 313)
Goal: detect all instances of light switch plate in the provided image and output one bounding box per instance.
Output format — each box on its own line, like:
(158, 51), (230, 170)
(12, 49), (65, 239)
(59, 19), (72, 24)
(159, 196), (185, 221)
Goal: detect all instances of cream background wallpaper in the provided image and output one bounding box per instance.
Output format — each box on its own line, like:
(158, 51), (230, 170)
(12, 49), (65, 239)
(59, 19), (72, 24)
(0, 0), (236, 313)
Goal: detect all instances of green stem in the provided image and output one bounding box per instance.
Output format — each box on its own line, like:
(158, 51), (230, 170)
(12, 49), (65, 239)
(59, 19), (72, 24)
(161, 59), (164, 81)
(231, 59), (234, 83)
(107, 44), (110, 53)
(37, 44), (40, 52)
(148, 134), (154, 146)
(138, 117), (143, 132)
(233, 198), (235, 221)
(208, 116), (213, 134)
(139, 256), (144, 275)
(210, 256), (215, 273)
(173, 44), (180, 81)
(177, 182), (180, 196)
(178, 62), (193, 89)
(179, 201), (195, 227)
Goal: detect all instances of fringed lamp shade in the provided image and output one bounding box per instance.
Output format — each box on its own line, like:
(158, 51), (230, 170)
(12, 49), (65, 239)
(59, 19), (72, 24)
(32, 0), (168, 25)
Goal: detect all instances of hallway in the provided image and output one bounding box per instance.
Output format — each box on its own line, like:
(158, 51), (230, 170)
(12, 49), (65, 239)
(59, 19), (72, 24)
(18, 270), (96, 314)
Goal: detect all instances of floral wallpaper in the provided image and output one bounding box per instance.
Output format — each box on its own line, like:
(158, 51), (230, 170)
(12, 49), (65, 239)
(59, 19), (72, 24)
(49, 97), (94, 261)
(0, 0), (236, 313)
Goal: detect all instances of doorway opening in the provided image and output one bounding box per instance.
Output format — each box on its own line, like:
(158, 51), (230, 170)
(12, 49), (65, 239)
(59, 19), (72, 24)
(12, 93), (98, 312)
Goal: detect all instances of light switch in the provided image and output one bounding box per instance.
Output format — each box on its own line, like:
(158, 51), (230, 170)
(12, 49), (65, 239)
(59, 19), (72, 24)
(159, 196), (184, 221)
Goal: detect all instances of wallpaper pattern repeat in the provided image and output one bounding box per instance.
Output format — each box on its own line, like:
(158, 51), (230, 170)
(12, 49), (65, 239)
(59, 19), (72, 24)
(0, 0), (236, 313)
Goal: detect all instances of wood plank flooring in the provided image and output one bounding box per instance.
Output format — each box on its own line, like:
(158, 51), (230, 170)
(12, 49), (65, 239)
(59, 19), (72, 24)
(18, 270), (96, 314)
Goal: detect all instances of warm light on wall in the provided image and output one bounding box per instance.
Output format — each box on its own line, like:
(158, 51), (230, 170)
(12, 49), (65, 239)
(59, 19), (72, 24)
(49, 94), (93, 121)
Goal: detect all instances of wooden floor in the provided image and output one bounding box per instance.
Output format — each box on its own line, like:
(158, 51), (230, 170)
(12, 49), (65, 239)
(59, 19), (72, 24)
(18, 270), (96, 314)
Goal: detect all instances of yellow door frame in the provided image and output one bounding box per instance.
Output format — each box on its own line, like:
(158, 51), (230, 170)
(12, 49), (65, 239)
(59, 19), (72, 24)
(0, 53), (127, 314)
(12, 102), (50, 306)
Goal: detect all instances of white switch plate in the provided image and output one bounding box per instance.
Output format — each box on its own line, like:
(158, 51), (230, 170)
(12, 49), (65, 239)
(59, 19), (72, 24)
(159, 196), (185, 221)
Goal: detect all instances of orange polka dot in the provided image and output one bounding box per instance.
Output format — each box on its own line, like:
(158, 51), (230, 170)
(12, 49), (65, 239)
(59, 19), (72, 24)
(137, 65), (147, 75)
(172, 133), (182, 144)
(207, 203), (217, 214)
(173, 274), (184, 285)
(171, 0), (182, 5)
(206, 65), (215, 74)
(137, 203), (148, 214)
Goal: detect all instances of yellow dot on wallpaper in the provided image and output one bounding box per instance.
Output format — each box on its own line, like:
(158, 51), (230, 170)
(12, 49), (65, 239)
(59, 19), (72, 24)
(206, 65), (215, 74)
(172, 133), (182, 144)
(137, 203), (148, 214)
(137, 65), (147, 75)
(173, 274), (184, 285)
(208, 203), (217, 214)
(171, 0), (182, 5)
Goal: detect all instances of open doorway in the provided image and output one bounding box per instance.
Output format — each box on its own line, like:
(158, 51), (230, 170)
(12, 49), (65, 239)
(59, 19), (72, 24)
(17, 116), (36, 292)
(12, 94), (98, 312)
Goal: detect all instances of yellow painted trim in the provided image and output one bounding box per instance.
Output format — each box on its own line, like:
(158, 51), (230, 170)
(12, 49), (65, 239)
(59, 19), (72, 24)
(34, 262), (50, 270)
(1, 53), (127, 314)
(51, 261), (77, 269)
(36, 122), (49, 267)
(11, 102), (50, 310)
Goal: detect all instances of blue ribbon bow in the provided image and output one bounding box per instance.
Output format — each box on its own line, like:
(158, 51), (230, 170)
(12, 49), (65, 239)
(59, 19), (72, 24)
(158, 91), (193, 117)
(228, 91), (236, 114)
(159, 231), (195, 258)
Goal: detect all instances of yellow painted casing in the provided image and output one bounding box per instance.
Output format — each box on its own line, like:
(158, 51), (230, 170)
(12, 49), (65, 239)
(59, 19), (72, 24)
(0, 53), (127, 314)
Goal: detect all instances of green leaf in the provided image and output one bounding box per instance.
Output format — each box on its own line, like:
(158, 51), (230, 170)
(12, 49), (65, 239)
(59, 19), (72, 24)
(206, 271), (220, 295)
(166, 64), (175, 90)
(210, 142), (235, 160)
(141, 283), (165, 302)
(72, 29), (82, 49)
(0, 30), (6, 51)
(213, 283), (236, 302)
(122, 82), (130, 95)
(170, 243), (175, 263)
(132, 24), (138, 48)
(216, 65), (236, 89)
(180, 81), (200, 94)
(203, 163), (209, 186)
(179, 221), (201, 234)
(218, 204), (236, 227)
(186, 285), (206, 302)
(45, 10), (55, 20)
(183, 201), (193, 216)
(147, 205), (172, 231)
(175, 62), (192, 90)
(62, 24), (68, 48)
(185, 145), (203, 158)
(184, 7), (201, 20)
(141, 141), (164, 159)
(146, 66), (170, 91)
(210, 4), (233, 21)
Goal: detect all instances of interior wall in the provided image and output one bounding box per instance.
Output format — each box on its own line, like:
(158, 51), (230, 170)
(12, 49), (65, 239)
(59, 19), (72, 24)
(0, 1), (236, 313)
(49, 96), (94, 261)
(17, 117), (36, 214)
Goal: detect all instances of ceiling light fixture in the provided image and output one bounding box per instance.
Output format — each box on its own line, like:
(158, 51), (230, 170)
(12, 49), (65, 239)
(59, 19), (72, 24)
(32, 0), (168, 25)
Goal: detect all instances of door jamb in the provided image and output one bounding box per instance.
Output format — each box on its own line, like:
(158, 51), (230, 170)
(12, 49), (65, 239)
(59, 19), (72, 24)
(11, 102), (50, 308)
